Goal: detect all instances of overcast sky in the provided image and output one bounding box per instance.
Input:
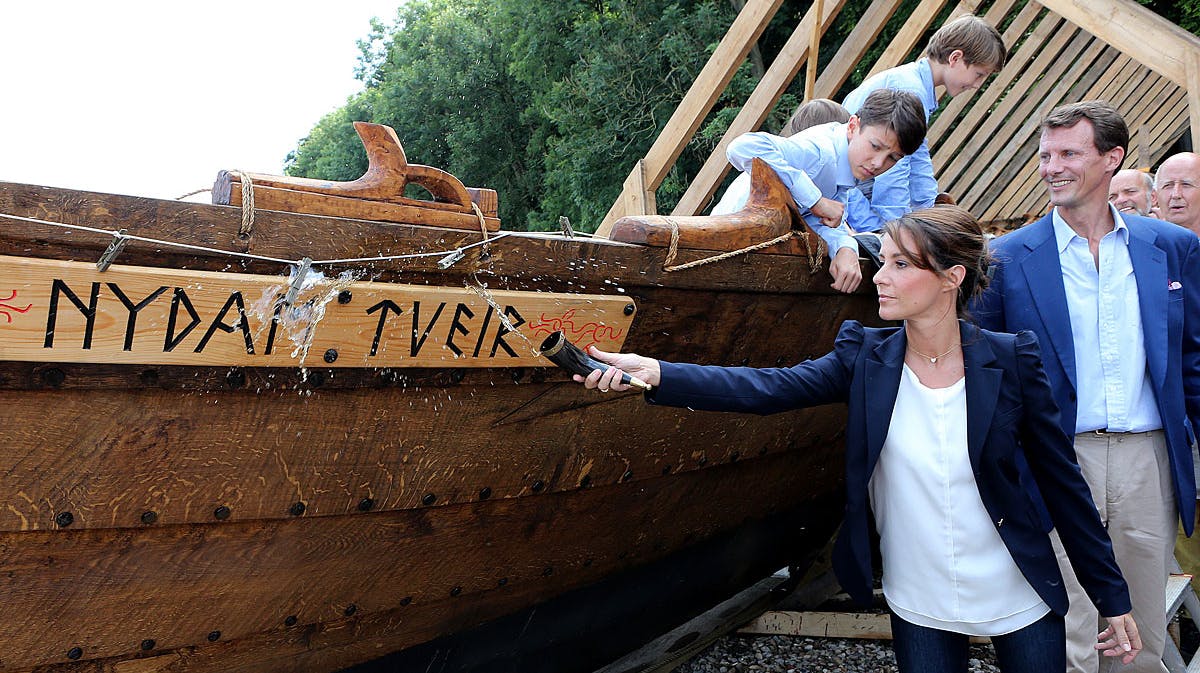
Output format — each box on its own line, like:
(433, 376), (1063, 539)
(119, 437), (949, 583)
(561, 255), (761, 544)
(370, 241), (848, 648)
(0, 1), (401, 201)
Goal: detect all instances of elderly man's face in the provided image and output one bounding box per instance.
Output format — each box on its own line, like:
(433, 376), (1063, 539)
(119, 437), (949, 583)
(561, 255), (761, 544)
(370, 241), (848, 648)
(1108, 170), (1155, 217)
(1157, 155), (1200, 233)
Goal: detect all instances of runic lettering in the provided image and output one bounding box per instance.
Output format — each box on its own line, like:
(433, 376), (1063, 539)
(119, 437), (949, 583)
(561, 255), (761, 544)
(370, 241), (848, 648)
(193, 292), (255, 354)
(490, 306), (526, 357)
(367, 299), (405, 357)
(44, 279), (100, 349)
(107, 283), (168, 352)
(445, 303), (475, 357)
(165, 288), (201, 353)
(409, 301), (446, 357)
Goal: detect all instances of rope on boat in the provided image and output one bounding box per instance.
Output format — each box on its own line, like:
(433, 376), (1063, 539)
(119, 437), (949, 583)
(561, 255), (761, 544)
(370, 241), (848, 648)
(0, 210), (512, 268)
(661, 219), (824, 275)
(174, 188), (211, 200)
(233, 171), (256, 239)
(471, 201), (491, 258)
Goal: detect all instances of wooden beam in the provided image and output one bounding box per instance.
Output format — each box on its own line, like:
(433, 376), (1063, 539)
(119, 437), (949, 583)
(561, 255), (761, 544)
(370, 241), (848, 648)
(595, 0), (786, 235)
(812, 0), (909, 99)
(670, 0), (849, 216)
(1189, 50), (1200, 148)
(806, 0), (825, 99)
(1037, 0), (1200, 87)
(738, 611), (991, 643)
(864, 0), (953, 77)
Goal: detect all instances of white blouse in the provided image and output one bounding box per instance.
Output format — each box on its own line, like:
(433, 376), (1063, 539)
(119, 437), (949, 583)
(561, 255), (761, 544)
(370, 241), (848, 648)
(869, 364), (1050, 636)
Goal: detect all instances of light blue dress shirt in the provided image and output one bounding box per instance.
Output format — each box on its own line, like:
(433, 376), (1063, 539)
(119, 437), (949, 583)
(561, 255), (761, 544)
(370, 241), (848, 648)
(842, 58), (940, 232)
(726, 122), (859, 256)
(1052, 207), (1161, 433)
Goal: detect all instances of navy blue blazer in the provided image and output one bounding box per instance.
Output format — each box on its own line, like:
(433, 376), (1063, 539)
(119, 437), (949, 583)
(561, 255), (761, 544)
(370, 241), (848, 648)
(973, 212), (1200, 535)
(648, 320), (1131, 617)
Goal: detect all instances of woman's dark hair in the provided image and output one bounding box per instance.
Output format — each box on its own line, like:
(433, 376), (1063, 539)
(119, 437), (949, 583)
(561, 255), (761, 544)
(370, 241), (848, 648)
(882, 205), (991, 317)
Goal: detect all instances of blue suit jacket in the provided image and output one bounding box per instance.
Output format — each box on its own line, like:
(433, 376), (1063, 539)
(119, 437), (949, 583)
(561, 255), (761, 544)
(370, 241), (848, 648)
(973, 212), (1200, 535)
(649, 320), (1130, 617)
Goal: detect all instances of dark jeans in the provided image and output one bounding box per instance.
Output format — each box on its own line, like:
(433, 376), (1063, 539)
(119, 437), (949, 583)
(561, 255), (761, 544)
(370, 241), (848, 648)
(890, 610), (1065, 673)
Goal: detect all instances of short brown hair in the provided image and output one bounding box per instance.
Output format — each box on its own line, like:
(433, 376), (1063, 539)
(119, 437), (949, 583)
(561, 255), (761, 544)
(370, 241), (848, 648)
(1041, 100), (1129, 170)
(780, 99), (850, 137)
(925, 14), (1007, 71)
(883, 205), (990, 317)
(856, 89), (926, 156)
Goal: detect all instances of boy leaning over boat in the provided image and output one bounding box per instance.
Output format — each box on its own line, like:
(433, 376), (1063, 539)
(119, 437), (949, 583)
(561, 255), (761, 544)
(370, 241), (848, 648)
(725, 88), (925, 293)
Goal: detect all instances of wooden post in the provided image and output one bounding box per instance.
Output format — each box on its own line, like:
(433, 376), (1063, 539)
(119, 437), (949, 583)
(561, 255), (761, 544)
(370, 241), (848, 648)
(1037, 0), (1200, 87)
(622, 160), (656, 222)
(595, 0), (785, 237)
(806, 0), (824, 101)
(1188, 50), (1200, 150)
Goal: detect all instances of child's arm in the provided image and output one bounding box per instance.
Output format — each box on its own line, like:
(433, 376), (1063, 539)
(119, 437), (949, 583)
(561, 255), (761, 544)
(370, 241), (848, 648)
(727, 133), (858, 257)
(727, 132), (826, 210)
(728, 133), (862, 293)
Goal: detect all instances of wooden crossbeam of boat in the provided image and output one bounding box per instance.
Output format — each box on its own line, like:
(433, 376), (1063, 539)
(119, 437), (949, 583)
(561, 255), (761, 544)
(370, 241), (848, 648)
(608, 158), (820, 257)
(212, 122), (501, 231)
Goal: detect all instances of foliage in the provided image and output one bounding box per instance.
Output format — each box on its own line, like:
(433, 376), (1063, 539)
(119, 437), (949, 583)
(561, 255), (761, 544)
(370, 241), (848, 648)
(285, 0), (1200, 232)
(286, 0), (812, 231)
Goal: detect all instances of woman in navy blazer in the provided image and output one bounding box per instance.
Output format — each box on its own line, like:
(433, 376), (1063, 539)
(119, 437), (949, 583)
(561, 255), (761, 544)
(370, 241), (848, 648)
(579, 206), (1139, 673)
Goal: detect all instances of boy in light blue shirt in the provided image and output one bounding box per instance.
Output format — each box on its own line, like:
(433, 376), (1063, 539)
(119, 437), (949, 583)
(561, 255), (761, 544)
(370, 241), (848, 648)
(843, 14), (1007, 233)
(727, 88), (926, 292)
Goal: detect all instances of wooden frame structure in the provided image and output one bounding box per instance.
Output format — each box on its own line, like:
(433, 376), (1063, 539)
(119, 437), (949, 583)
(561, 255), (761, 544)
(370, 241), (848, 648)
(597, 0), (1200, 234)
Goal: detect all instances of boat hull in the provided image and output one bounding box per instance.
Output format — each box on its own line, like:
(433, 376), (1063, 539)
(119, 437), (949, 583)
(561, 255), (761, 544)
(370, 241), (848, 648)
(0, 180), (873, 672)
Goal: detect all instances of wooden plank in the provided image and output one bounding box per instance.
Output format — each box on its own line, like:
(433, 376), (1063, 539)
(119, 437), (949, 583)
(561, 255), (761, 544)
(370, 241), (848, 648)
(224, 182), (501, 232)
(596, 0), (786, 234)
(0, 255), (635, 369)
(1140, 89), (1190, 168)
(1037, 0), (1200, 86)
(0, 453), (824, 670)
(739, 610), (893, 639)
(806, 0), (825, 98)
(812, 0), (909, 98)
(739, 610), (991, 643)
(1103, 71), (1177, 171)
(621, 158), (657, 219)
(671, 0), (850, 215)
(1189, 50), (1200, 147)
(939, 13), (1074, 198)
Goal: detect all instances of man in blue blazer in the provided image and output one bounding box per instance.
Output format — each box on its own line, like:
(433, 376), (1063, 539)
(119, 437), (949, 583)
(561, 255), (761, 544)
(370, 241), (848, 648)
(974, 100), (1200, 673)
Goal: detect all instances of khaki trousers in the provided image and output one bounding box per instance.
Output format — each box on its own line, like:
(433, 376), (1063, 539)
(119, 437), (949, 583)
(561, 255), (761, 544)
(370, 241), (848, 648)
(1051, 430), (1173, 673)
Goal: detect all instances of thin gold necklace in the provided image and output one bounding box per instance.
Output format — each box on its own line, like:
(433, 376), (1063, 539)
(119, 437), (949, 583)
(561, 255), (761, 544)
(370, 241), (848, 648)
(908, 342), (960, 365)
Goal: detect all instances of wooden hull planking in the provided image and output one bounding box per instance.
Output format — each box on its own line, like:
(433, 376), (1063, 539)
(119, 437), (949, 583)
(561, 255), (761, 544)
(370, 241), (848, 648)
(0, 177), (869, 672)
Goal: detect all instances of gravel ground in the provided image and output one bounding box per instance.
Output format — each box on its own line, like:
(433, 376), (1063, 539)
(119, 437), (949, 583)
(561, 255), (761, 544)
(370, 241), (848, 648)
(677, 633), (1001, 673)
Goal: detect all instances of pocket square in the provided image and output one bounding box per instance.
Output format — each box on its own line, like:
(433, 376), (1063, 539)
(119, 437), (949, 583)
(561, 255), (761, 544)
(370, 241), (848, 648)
(1169, 281), (1183, 290)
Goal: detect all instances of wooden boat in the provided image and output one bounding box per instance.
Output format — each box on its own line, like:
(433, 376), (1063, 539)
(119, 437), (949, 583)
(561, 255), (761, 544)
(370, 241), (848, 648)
(0, 121), (874, 673)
